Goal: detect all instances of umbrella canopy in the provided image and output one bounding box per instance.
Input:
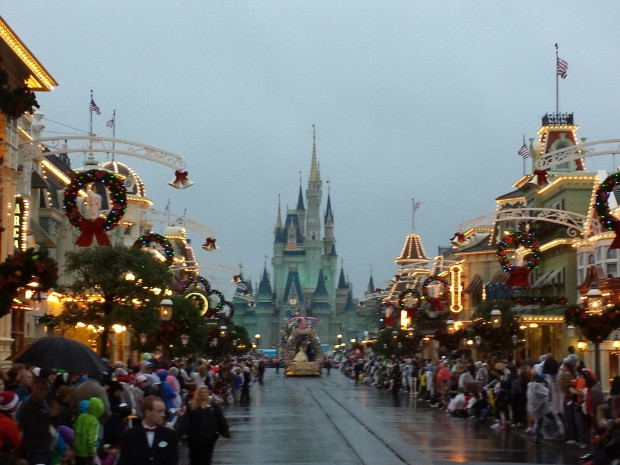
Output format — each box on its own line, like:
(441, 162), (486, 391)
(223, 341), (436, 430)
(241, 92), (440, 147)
(12, 337), (108, 378)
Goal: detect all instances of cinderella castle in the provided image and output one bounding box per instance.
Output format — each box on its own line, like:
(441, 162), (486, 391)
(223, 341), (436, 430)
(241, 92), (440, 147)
(233, 130), (376, 348)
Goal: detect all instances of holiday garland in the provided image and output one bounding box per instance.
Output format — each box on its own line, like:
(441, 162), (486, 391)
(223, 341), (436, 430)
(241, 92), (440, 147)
(0, 248), (58, 317)
(496, 231), (540, 272)
(63, 170), (127, 246)
(595, 173), (620, 249)
(510, 296), (568, 307)
(564, 304), (620, 344)
(206, 289), (225, 316)
(0, 57), (39, 119)
(133, 233), (175, 267)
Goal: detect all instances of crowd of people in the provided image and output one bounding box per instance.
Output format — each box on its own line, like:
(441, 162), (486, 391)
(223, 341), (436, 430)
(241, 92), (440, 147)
(339, 347), (620, 465)
(0, 353), (268, 465)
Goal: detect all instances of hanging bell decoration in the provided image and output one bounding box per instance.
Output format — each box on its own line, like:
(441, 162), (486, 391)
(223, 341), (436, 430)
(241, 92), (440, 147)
(231, 275), (241, 284)
(168, 170), (195, 189)
(203, 237), (218, 251)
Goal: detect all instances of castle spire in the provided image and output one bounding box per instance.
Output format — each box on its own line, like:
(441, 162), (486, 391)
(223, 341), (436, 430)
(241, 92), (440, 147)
(309, 125), (320, 183)
(324, 181), (333, 223)
(276, 194), (282, 229)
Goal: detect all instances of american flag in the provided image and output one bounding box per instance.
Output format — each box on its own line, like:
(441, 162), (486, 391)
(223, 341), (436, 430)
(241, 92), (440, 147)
(518, 143), (530, 158)
(89, 99), (101, 115)
(413, 202), (421, 212)
(557, 57), (568, 79)
(106, 118), (114, 128)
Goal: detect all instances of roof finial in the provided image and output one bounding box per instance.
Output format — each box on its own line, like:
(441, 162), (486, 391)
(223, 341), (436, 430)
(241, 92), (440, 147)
(276, 195), (282, 229)
(309, 125), (320, 183)
(299, 171), (302, 187)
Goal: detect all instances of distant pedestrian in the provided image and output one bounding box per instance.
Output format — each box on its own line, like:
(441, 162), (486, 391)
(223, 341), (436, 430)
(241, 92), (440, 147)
(257, 361), (265, 383)
(181, 386), (230, 465)
(233, 370), (243, 404)
(275, 356), (281, 374)
(19, 378), (58, 465)
(118, 396), (178, 465)
(324, 359), (331, 375)
(240, 366), (251, 405)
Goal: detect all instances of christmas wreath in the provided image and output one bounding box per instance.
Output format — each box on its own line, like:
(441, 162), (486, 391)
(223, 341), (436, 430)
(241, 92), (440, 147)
(377, 302), (398, 327)
(0, 248), (58, 317)
(595, 173), (620, 249)
(564, 305), (620, 344)
(183, 275), (211, 292)
(133, 233), (175, 267)
(63, 170), (127, 246)
(497, 231), (540, 272)
(398, 289), (422, 310)
(206, 289), (225, 316)
(422, 276), (447, 312)
(0, 57), (39, 119)
(219, 301), (235, 322)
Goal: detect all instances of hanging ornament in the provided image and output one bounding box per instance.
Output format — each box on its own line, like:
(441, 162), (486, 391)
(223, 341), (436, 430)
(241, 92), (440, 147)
(63, 170), (127, 247)
(203, 237), (218, 251)
(231, 275), (241, 284)
(133, 233), (175, 267)
(595, 173), (620, 249)
(450, 232), (466, 245)
(168, 170), (194, 189)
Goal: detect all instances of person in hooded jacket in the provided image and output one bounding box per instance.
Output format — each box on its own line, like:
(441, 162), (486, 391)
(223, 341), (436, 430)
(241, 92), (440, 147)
(528, 370), (560, 444)
(153, 370), (177, 422)
(74, 397), (104, 465)
(103, 382), (132, 447)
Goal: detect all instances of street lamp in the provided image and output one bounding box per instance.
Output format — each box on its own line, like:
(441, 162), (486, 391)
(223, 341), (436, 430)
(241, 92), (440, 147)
(446, 319), (455, 332)
(567, 324), (576, 339)
(139, 333), (147, 344)
(181, 334), (189, 346)
(490, 308), (502, 329)
(586, 285), (603, 315)
(351, 338), (356, 344)
(159, 298), (173, 321)
(255, 333), (261, 348)
(337, 334), (342, 346)
(511, 334), (518, 345)
(475, 335), (482, 346)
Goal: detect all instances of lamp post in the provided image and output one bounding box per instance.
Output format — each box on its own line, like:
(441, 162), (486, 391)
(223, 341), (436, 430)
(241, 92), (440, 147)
(567, 325), (576, 339)
(337, 334), (342, 348)
(475, 335), (482, 346)
(181, 334), (189, 346)
(139, 333), (147, 345)
(490, 308), (502, 329)
(254, 333), (261, 349)
(159, 298), (173, 321)
(586, 285), (604, 380)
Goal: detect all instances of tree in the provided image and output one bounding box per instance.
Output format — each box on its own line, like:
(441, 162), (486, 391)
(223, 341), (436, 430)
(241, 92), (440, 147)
(131, 296), (207, 357)
(57, 246), (172, 357)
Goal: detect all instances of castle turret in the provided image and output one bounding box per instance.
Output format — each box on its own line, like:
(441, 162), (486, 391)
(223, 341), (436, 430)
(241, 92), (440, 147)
(323, 185), (335, 254)
(335, 262), (349, 316)
(296, 183), (306, 237)
(311, 268), (331, 342)
(256, 266), (274, 346)
(305, 127), (322, 241)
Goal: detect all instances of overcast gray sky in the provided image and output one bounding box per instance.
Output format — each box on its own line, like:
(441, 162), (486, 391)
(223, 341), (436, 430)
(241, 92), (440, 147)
(5, 1), (620, 297)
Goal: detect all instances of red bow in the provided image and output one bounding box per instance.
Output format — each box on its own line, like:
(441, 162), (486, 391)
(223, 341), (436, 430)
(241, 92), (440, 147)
(383, 315), (394, 327)
(76, 218), (111, 247)
(394, 274), (401, 281)
(173, 170), (188, 183)
(203, 237), (217, 251)
(533, 169), (549, 186)
(427, 297), (444, 312)
(452, 232), (466, 243)
(243, 289), (248, 295)
(232, 275), (241, 283)
(506, 266), (531, 287)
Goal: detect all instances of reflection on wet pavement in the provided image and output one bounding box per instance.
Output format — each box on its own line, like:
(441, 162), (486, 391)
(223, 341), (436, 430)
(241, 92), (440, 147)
(203, 370), (582, 465)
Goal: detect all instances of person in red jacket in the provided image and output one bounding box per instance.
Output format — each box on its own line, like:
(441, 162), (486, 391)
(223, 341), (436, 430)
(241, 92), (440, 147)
(0, 391), (22, 459)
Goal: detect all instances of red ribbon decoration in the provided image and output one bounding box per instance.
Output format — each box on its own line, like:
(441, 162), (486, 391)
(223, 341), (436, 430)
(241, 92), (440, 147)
(203, 237), (217, 250)
(233, 275), (241, 283)
(533, 169), (549, 186)
(173, 170), (189, 184)
(383, 315), (394, 327)
(394, 274), (401, 281)
(452, 232), (466, 243)
(427, 297), (444, 312)
(610, 225), (620, 249)
(506, 266), (531, 287)
(76, 218), (111, 247)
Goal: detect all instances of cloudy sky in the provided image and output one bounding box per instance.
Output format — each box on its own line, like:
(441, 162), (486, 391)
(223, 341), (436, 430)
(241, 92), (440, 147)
(5, 2), (620, 297)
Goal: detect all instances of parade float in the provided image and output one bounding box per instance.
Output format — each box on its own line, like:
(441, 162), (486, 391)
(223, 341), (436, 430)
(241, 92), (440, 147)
(283, 316), (323, 376)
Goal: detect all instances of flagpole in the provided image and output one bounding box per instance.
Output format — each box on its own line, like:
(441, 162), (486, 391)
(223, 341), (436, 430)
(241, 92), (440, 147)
(523, 135), (526, 176)
(411, 198), (415, 232)
(89, 90), (93, 149)
(112, 110), (116, 161)
(555, 44), (559, 113)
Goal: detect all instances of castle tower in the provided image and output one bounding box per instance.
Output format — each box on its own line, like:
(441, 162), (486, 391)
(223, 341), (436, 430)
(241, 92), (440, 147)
(296, 182), (306, 237)
(335, 261), (349, 316)
(341, 290), (359, 342)
(323, 184), (335, 255)
(256, 266), (275, 347)
(306, 127), (322, 241)
(311, 268), (331, 343)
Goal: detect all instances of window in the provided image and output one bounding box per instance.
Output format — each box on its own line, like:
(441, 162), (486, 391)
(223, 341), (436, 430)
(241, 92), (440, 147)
(578, 269), (585, 284)
(608, 248), (618, 260)
(579, 254), (584, 266)
(597, 247), (603, 261)
(608, 263), (618, 278)
(588, 254), (595, 265)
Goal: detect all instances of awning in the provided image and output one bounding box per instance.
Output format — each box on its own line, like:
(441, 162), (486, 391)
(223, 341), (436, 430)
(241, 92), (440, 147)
(30, 220), (56, 248)
(464, 274), (483, 294)
(531, 270), (553, 289)
(31, 171), (48, 189)
(542, 268), (564, 287)
(490, 270), (510, 284)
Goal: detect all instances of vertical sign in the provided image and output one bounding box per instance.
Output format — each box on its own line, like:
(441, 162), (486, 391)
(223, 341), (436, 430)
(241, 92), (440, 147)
(13, 196), (25, 251)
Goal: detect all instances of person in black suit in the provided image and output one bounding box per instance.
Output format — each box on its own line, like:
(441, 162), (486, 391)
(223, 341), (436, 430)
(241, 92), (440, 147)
(118, 395), (178, 465)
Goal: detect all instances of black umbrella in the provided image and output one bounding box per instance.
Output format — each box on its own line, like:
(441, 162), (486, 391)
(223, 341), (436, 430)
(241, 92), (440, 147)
(12, 337), (108, 378)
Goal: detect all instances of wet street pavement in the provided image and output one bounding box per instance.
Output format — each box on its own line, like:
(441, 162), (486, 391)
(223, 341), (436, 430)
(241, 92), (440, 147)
(183, 369), (584, 465)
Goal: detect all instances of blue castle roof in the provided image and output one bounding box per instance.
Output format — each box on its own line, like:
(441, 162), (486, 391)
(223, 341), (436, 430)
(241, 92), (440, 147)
(283, 270), (303, 303)
(337, 268), (348, 290)
(257, 266), (272, 297)
(297, 186), (305, 211)
(314, 269), (329, 298)
(344, 291), (356, 312)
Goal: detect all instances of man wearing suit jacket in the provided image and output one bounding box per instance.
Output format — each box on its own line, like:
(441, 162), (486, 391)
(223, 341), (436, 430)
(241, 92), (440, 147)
(118, 395), (179, 465)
